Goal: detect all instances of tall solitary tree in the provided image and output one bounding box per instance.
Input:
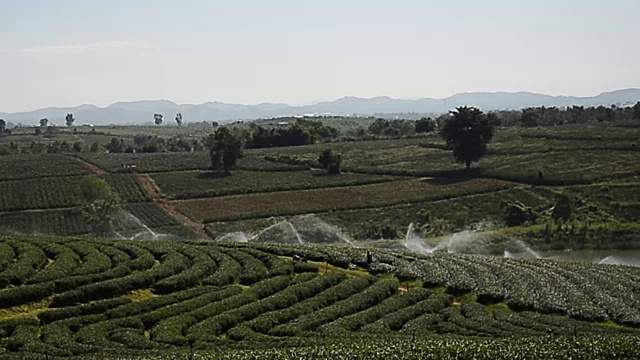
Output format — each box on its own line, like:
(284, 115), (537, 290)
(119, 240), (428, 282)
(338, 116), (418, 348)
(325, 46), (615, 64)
(0, 119), (5, 132)
(39, 118), (49, 127)
(154, 113), (163, 125)
(79, 175), (121, 238)
(318, 149), (342, 174)
(65, 113), (75, 127)
(208, 127), (243, 174)
(440, 106), (494, 169)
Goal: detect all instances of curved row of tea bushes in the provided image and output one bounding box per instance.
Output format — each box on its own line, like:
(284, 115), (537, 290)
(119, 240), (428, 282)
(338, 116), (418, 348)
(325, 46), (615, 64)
(270, 279), (398, 336)
(152, 245), (217, 294)
(0, 240), (46, 288)
(319, 287), (432, 334)
(201, 249), (242, 286)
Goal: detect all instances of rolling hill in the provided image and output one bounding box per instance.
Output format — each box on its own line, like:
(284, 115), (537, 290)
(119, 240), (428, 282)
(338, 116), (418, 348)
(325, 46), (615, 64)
(2, 89), (639, 126)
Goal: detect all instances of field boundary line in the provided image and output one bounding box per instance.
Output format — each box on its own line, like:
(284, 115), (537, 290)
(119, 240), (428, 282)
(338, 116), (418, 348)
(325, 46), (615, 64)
(72, 156), (107, 175)
(136, 173), (212, 240)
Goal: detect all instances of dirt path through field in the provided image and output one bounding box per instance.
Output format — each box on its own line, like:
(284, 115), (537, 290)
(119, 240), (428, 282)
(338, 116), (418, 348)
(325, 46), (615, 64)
(74, 156), (106, 175)
(137, 174), (212, 240)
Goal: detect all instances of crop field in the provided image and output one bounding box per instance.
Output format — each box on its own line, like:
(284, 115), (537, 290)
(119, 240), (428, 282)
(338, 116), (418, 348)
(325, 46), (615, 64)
(80, 153), (306, 173)
(0, 155), (89, 181)
(205, 187), (555, 240)
(0, 209), (89, 237)
(174, 178), (514, 222)
(0, 176), (86, 212)
(0, 204), (197, 240)
(248, 124), (639, 184)
(103, 174), (153, 203)
(151, 170), (402, 199)
(0, 237), (639, 358)
(0, 174), (149, 212)
(83, 125), (219, 138)
(265, 145), (639, 185)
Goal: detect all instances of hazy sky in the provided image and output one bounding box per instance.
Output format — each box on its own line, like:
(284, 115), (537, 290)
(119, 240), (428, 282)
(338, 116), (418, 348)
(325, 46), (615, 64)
(1, 0), (639, 112)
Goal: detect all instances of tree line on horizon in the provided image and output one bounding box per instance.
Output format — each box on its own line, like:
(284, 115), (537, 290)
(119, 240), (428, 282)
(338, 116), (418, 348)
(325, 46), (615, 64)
(1, 103), (638, 158)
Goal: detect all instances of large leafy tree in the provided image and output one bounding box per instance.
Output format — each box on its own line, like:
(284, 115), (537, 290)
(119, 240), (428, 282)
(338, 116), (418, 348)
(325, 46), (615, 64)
(208, 127), (243, 174)
(440, 106), (494, 169)
(0, 119), (5, 132)
(39, 118), (49, 127)
(79, 175), (121, 238)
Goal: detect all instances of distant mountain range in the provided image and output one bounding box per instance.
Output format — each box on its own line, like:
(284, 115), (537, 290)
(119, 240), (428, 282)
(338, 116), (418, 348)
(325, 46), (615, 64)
(2, 89), (639, 126)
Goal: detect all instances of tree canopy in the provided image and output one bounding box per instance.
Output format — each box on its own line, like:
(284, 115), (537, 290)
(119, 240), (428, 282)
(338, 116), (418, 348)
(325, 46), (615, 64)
(318, 149), (342, 174)
(440, 106), (494, 169)
(208, 127), (244, 174)
(79, 175), (121, 237)
(65, 113), (75, 127)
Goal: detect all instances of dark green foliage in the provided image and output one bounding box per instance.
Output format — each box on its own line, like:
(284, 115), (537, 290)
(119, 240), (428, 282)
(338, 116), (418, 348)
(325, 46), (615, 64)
(39, 297), (131, 324)
(208, 127), (244, 174)
(140, 286), (242, 328)
(0, 154), (89, 181)
(65, 113), (75, 127)
(368, 118), (415, 137)
(0, 282), (55, 308)
(440, 106), (494, 169)
(321, 287), (432, 333)
(318, 149), (342, 174)
(151, 170), (397, 200)
(293, 262), (318, 273)
(247, 119), (338, 148)
(271, 279), (397, 335)
(106, 137), (125, 153)
(365, 291), (450, 333)
(552, 192), (573, 222)
(503, 201), (537, 227)
(25, 242), (80, 284)
(221, 248), (269, 285)
(415, 117), (436, 133)
(52, 248), (184, 306)
(520, 108), (540, 127)
(103, 174), (152, 203)
(152, 246), (216, 294)
(201, 249), (242, 286)
(0, 241), (46, 287)
(105, 286), (213, 319)
(187, 276), (292, 341)
(0, 237), (639, 358)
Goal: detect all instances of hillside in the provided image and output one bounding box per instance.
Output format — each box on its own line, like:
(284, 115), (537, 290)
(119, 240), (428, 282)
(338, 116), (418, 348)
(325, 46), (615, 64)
(0, 121), (639, 358)
(0, 237), (639, 359)
(2, 89), (640, 126)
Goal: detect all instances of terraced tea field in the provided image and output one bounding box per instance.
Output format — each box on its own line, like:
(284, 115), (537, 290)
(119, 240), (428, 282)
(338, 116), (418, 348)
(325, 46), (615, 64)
(151, 170), (401, 199)
(0, 155), (195, 239)
(0, 237), (639, 359)
(0, 155), (90, 181)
